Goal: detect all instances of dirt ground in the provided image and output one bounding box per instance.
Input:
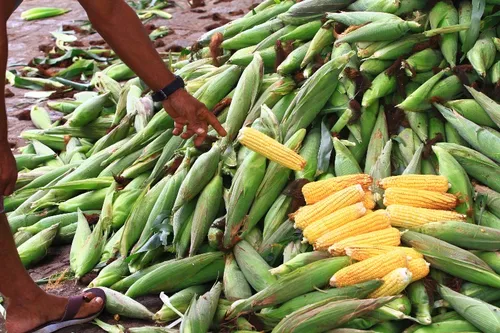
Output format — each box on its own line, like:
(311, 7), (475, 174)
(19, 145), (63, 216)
(6, 0), (261, 332)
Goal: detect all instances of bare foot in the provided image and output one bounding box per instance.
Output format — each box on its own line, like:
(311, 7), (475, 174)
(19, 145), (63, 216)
(5, 291), (103, 333)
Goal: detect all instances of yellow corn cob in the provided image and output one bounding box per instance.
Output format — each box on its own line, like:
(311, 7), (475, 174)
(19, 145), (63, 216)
(345, 245), (423, 261)
(302, 174), (373, 205)
(293, 184), (365, 230)
(387, 204), (467, 229)
(363, 191), (376, 210)
(303, 203), (367, 244)
(369, 268), (413, 298)
(378, 175), (449, 193)
(383, 188), (458, 210)
(407, 258), (430, 282)
(330, 250), (408, 287)
(314, 210), (390, 251)
(328, 228), (401, 256)
(238, 127), (306, 171)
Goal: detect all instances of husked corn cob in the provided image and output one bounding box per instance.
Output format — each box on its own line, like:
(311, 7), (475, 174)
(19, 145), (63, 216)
(238, 127), (306, 171)
(369, 268), (413, 298)
(330, 250), (408, 287)
(407, 258), (430, 282)
(328, 228), (401, 256)
(345, 245), (423, 261)
(363, 191), (376, 210)
(302, 203), (367, 243)
(383, 188), (458, 210)
(314, 210), (390, 251)
(302, 174), (373, 205)
(293, 184), (365, 230)
(387, 204), (467, 229)
(378, 175), (449, 193)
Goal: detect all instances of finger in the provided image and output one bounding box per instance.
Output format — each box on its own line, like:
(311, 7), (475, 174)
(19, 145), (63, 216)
(173, 121), (185, 136)
(194, 124), (208, 147)
(203, 110), (227, 137)
(181, 129), (195, 139)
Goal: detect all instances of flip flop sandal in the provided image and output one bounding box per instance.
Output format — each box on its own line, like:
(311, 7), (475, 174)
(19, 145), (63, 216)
(30, 288), (106, 333)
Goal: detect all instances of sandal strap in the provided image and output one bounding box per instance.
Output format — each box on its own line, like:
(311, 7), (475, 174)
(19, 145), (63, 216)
(61, 296), (85, 322)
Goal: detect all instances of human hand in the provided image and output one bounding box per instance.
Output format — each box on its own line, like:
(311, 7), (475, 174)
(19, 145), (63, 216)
(0, 144), (17, 196)
(162, 89), (227, 146)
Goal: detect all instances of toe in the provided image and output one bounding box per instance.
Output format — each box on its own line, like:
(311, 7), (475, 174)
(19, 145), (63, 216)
(76, 295), (104, 319)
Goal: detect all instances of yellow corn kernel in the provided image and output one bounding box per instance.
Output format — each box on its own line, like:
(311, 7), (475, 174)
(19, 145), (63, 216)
(293, 184), (365, 230)
(408, 258), (430, 282)
(345, 245), (423, 261)
(238, 127), (306, 171)
(387, 204), (467, 229)
(328, 228), (401, 256)
(369, 268), (413, 298)
(314, 210), (390, 251)
(302, 174), (373, 205)
(330, 250), (408, 287)
(378, 175), (449, 193)
(303, 203), (367, 244)
(363, 191), (376, 210)
(383, 187), (458, 210)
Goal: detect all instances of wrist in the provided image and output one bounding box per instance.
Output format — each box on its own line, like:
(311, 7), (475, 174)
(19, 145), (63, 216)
(152, 75), (186, 102)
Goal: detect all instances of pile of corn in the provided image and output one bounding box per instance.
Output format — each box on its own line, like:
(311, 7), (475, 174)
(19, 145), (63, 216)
(6, 0), (500, 332)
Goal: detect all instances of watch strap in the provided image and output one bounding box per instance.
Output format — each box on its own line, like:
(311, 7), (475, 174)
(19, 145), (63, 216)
(152, 75), (185, 102)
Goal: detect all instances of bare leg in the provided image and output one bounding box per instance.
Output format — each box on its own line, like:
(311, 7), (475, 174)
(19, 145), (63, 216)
(0, 1), (102, 332)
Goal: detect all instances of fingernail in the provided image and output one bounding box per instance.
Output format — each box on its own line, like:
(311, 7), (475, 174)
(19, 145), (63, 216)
(95, 297), (103, 305)
(196, 128), (205, 134)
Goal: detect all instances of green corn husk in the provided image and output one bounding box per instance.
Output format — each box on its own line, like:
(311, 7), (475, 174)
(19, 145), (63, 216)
(121, 176), (170, 256)
(89, 257), (130, 288)
(475, 184), (500, 219)
(337, 19), (420, 45)
(72, 186), (114, 279)
(228, 46), (277, 69)
(438, 284), (500, 333)
(246, 129), (306, 234)
(474, 251), (500, 274)
(432, 145), (473, 220)
(417, 221), (500, 251)
(20, 131), (65, 151)
(21, 7), (70, 20)
(295, 127), (320, 181)
(361, 71), (397, 108)
(53, 222), (78, 245)
(99, 150), (142, 178)
(460, 282), (500, 302)
(407, 281), (432, 325)
(47, 100), (81, 114)
(280, 20), (322, 42)
(30, 105), (51, 130)
(125, 252), (224, 298)
(430, 1), (459, 67)
(8, 209), (55, 234)
(243, 228), (263, 251)
(370, 139), (393, 203)
(17, 223), (59, 267)
(100, 227), (124, 263)
(347, 0), (400, 12)
(326, 11), (400, 26)
(68, 92), (110, 127)
(282, 52), (352, 141)
(333, 138), (362, 176)
(467, 28), (496, 78)
(111, 174), (149, 229)
(58, 188), (108, 213)
(21, 210), (100, 235)
(402, 231), (500, 288)
(46, 177), (114, 191)
(92, 287), (153, 320)
(228, 257), (350, 319)
(194, 65), (242, 111)
(365, 108), (389, 174)
(409, 320), (480, 333)
(270, 251), (331, 276)
(434, 103), (500, 163)
(15, 154), (56, 171)
(180, 282), (222, 333)
(360, 59), (393, 76)
(258, 280), (382, 327)
(233, 240), (276, 292)
(223, 54), (264, 143)
(277, 42), (310, 75)
(404, 48), (443, 75)
(272, 296), (396, 333)
(110, 261), (170, 293)
(397, 70), (447, 112)
(14, 230), (33, 247)
(175, 207), (195, 259)
(279, 0), (353, 24)
(173, 198), (197, 246)
(223, 252), (252, 302)
(153, 285), (210, 323)
(464, 85), (500, 128)
(224, 152), (267, 248)
(301, 22), (334, 68)
(262, 195), (292, 241)
(256, 25), (297, 51)
(17, 163), (76, 192)
(222, 18), (285, 50)
(445, 122), (469, 146)
(436, 142), (500, 193)
(367, 34), (426, 60)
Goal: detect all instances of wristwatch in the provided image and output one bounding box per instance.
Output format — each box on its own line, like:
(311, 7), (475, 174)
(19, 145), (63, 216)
(152, 75), (185, 102)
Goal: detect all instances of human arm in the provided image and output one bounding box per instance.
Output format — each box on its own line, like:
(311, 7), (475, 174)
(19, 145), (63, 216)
(77, 0), (226, 145)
